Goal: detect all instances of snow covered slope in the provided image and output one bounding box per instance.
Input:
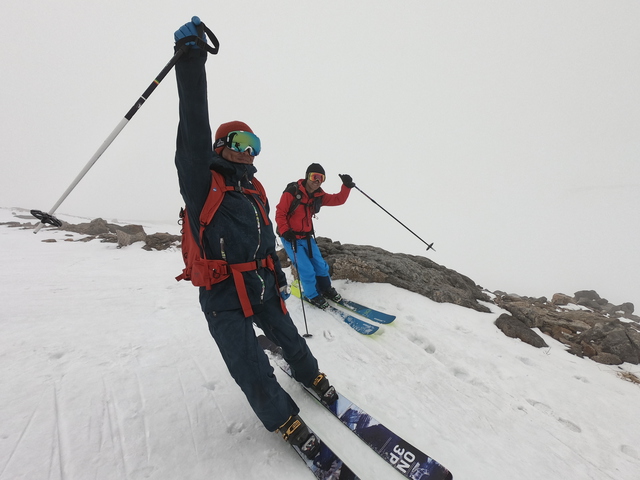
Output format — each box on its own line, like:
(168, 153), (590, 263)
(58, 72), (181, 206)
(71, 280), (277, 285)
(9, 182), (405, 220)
(1, 208), (639, 479)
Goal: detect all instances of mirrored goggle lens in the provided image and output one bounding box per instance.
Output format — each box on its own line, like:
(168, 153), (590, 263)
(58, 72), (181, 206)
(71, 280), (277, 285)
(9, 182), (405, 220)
(308, 172), (325, 183)
(227, 131), (261, 156)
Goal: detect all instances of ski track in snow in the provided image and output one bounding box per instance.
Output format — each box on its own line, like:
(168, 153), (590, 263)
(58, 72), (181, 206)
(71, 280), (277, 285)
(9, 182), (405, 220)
(2, 208), (640, 479)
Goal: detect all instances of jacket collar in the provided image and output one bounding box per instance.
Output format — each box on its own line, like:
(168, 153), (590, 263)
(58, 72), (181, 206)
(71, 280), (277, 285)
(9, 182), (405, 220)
(297, 178), (325, 198)
(211, 155), (258, 182)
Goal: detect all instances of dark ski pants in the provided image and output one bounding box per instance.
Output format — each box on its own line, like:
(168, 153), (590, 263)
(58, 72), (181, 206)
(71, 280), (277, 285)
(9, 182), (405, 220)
(204, 295), (319, 431)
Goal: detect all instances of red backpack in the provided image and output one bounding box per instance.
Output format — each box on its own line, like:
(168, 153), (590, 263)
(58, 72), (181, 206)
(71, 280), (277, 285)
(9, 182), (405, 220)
(175, 170), (286, 317)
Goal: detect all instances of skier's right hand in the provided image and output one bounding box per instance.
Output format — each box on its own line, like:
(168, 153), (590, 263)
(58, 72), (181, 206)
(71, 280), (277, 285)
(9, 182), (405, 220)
(282, 230), (297, 243)
(279, 285), (291, 301)
(174, 16), (205, 47)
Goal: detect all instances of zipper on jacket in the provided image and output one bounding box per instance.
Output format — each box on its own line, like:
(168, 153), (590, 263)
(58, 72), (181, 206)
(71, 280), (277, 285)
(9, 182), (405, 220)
(240, 178), (266, 303)
(220, 237), (227, 261)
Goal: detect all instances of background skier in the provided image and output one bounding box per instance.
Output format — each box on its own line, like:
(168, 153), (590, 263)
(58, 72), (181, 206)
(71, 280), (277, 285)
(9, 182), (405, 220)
(173, 17), (336, 458)
(275, 163), (355, 309)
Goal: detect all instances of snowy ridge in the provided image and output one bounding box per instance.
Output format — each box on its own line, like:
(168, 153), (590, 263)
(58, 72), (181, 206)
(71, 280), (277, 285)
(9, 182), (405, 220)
(1, 207), (640, 480)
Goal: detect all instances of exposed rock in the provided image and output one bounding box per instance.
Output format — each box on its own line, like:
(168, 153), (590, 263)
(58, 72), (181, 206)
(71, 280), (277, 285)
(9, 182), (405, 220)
(276, 248), (291, 268)
(59, 218), (148, 244)
(592, 352), (623, 365)
(314, 237), (491, 313)
(116, 229), (146, 248)
(144, 232), (181, 251)
(62, 218), (111, 235)
(617, 302), (635, 316)
(627, 329), (640, 351)
(601, 328), (639, 365)
(581, 342), (597, 358)
(551, 293), (573, 306)
(494, 314), (548, 348)
(575, 290), (606, 304)
(98, 233), (118, 244)
(495, 291), (640, 365)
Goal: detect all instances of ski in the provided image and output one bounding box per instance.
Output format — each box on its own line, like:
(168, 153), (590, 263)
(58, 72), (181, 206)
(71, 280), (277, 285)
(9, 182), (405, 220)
(291, 280), (379, 335)
(290, 426), (360, 479)
(331, 297), (396, 324)
(259, 335), (453, 480)
(326, 304), (380, 335)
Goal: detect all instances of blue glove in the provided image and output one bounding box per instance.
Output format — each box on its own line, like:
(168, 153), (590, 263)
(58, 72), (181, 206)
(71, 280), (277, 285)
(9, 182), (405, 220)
(174, 16), (205, 47)
(280, 285), (291, 301)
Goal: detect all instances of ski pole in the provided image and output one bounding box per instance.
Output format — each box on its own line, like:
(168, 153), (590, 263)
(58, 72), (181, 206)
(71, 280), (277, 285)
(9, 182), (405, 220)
(291, 243), (312, 338)
(354, 185), (435, 252)
(31, 22), (220, 233)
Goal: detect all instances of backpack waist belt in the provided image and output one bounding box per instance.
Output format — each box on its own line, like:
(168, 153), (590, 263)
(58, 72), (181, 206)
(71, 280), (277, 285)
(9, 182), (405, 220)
(289, 230), (315, 258)
(188, 256), (287, 318)
(291, 230), (313, 238)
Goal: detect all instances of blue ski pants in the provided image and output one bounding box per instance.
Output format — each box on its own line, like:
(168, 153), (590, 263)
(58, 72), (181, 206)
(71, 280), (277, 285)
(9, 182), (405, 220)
(281, 237), (331, 299)
(204, 295), (319, 431)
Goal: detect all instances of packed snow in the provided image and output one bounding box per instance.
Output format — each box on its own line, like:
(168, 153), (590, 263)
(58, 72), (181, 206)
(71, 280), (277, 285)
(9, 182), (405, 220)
(1, 207), (639, 480)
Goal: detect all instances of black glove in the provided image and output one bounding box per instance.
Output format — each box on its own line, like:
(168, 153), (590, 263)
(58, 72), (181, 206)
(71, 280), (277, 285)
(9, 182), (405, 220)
(339, 174), (355, 188)
(282, 230), (297, 243)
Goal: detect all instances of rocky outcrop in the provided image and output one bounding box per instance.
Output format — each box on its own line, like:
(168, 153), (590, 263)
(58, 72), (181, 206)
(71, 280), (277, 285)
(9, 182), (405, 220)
(494, 291), (640, 365)
(9, 217), (182, 250)
(303, 237), (490, 313)
(494, 314), (549, 348)
(143, 232), (182, 251)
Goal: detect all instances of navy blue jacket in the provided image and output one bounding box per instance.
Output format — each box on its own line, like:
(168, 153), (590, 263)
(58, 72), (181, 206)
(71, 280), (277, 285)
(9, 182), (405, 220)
(175, 49), (286, 314)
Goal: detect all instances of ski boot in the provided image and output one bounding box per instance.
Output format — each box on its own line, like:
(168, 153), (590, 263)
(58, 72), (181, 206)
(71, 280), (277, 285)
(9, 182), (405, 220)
(322, 286), (342, 303)
(310, 372), (338, 405)
(278, 415), (320, 459)
(307, 295), (329, 310)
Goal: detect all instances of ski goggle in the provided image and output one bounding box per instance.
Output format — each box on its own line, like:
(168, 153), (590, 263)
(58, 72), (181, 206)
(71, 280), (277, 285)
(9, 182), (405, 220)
(215, 130), (261, 156)
(307, 172), (325, 183)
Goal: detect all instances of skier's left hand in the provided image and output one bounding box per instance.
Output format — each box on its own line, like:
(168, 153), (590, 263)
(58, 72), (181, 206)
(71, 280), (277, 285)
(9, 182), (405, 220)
(279, 285), (291, 301)
(339, 174), (355, 188)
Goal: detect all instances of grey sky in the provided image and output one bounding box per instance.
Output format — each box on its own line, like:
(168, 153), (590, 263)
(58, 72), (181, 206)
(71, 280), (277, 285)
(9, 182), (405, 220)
(1, 1), (639, 307)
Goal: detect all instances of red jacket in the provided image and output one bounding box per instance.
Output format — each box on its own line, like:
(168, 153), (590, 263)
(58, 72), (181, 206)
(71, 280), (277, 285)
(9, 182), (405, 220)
(275, 179), (351, 238)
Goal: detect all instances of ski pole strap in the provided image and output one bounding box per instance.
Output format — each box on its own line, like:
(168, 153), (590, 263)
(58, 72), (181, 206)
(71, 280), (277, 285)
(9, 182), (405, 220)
(197, 21), (220, 54)
(30, 210), (62, 228)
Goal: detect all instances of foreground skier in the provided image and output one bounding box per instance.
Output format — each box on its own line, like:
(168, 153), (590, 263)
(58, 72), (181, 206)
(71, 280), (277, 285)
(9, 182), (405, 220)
(173, 17), (336, 458)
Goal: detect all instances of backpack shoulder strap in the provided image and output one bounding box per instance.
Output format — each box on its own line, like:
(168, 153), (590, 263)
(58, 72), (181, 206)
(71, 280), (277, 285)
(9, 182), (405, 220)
(284, 182), (303, 217)
(283, 181), (298, 195)
(251, 176), (268, 206)
(199, 170), (232, 227)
